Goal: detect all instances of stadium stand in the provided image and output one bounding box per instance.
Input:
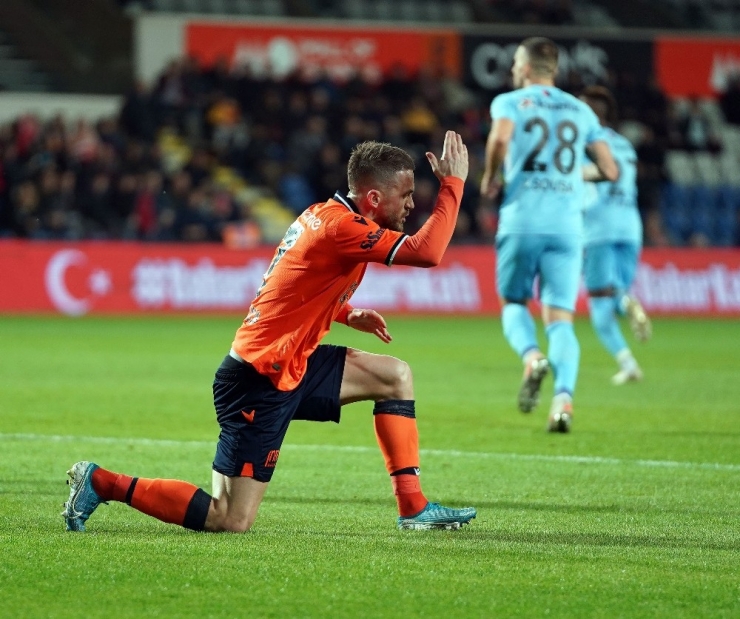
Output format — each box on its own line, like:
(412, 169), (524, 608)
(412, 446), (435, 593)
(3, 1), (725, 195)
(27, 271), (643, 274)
(0, 0), (738, 247)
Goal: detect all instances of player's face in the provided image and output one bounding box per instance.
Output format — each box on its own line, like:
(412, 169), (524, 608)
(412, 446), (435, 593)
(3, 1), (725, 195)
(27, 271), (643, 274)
(375, 169), (415, 232)
(511, 46), (529, 89)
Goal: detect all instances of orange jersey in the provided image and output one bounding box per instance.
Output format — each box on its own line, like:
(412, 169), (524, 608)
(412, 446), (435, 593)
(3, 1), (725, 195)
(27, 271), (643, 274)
(231, 178), (464, 391)
(232, 192), (408, 391)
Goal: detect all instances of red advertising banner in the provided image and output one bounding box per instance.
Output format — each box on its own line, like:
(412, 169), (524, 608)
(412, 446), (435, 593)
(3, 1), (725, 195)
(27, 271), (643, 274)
(185, 22), (461, 80)
(0, 241), (496, 316)
(655, 36), (740, 97)
(1, 242), (739, 316)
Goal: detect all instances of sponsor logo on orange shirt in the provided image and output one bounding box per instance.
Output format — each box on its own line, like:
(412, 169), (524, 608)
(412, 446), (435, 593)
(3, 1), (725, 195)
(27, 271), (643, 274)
(360, 228), (386, 250)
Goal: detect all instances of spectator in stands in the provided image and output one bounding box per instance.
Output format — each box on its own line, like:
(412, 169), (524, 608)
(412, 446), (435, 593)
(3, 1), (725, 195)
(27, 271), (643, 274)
(11, 181), (42, 238)
(80, 172), (117, 238)
(401, 97), (438, 148)
(677, 98), (720, 152)
(720, 76), (740, 125)
(308, 142), (346, 201)
(120, 80), (156, 141)
(634, 125), (666, 234)
(130, 170), (166, 239)
(0, 52), (728, 247)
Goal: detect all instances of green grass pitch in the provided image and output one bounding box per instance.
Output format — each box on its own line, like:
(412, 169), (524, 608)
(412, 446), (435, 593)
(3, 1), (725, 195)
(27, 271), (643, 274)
(1, 315), (739, 618)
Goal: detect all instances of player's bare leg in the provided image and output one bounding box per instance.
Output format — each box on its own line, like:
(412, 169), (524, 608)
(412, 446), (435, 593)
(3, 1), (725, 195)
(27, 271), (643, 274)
(207, 473), (268, 532)
(340, 348), (476, 529)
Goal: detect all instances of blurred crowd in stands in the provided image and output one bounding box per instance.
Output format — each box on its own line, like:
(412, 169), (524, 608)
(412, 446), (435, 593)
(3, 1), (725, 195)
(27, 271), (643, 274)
(1, 54), (739, 247)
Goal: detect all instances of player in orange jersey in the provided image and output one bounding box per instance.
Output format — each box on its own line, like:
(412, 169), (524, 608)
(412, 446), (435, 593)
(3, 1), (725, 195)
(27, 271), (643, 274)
(63, 131), (477, 532)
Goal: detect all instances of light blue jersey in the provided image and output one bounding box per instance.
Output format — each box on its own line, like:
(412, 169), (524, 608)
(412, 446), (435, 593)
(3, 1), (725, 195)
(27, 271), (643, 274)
(491, 84), (603, 236)
(582, 128), (642, 246)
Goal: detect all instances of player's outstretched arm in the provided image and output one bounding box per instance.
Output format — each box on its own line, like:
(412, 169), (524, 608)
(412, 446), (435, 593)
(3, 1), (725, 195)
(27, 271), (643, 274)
(393, 131), (467, 268)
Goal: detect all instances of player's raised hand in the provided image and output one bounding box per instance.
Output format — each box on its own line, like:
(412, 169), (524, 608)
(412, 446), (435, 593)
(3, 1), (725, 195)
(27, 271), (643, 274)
(426, 130), (469, 182)
(346, 308), (392, 343)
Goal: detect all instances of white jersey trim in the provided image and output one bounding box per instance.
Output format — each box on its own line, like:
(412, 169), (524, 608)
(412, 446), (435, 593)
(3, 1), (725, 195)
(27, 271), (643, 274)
(385, 235), (408, 267)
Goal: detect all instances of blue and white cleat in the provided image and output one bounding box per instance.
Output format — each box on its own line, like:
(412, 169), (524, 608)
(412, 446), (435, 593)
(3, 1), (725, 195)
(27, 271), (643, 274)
(518, 357), (550, 413)
(62, 461), (104, 532)
(397, 502), (476, 530)
(623, 295), (652, 342)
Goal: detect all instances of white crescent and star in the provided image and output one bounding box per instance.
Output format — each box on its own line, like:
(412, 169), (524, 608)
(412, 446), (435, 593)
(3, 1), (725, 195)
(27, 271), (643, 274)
(44, 249), (112, 316)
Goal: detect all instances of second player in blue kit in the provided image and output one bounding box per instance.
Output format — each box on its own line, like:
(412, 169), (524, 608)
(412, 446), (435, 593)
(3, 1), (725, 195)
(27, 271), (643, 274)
(580, 86), (652, 386)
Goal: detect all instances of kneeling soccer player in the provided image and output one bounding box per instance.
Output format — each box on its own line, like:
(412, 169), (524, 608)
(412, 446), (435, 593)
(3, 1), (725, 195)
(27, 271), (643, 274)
(63, 132), (476, 532)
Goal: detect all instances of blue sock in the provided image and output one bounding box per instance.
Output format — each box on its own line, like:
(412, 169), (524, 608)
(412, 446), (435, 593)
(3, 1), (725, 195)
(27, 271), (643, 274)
(589, 296), (628, 357)
(502, 303), (539, 359)
(615, 291), (627, 316)
(546, 321), (580, 396)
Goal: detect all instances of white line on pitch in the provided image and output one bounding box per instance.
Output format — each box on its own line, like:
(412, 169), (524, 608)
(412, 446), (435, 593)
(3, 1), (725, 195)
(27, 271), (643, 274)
(2, 432), (739, 472)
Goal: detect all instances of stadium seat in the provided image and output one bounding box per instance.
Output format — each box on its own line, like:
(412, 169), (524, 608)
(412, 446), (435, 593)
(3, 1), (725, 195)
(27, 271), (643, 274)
(398, 1), (420, 22)
(699, 98), (726, 130)
(153, 0), (180, 11)
(450, 0), (473, 22)
(425, 1), (444, 21)
(714, 185), (740, 246)
(374, 0), (394, 20)
(618, 120), (647, 148)
(343, 0), (367, 19)
(262, 0), (285, 16)
(693, 152), (722, 187)
(722, 126), (740, 156)
(690, 185), (715, 240)
(718, 152), (740, 187)
(181, 0), (201, 13)
(233, 0), (257, 15)
(665, 150), (699, 185)
(209, 0), (229, 14)
(661, 182), (693, 244)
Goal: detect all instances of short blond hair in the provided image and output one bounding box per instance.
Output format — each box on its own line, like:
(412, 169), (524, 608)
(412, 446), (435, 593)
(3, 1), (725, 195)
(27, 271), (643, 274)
(347, 141), (415, 193)
(521, 37), (559, 77)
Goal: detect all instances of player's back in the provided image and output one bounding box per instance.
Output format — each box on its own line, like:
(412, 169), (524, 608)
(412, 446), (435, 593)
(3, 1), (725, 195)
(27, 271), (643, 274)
(583, 128), (642, 245)
(492, 84), (602, 236)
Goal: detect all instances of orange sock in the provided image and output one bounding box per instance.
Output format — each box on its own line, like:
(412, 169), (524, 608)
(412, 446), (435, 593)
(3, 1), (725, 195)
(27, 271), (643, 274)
(391, 473), (427, 517)
(373, 401), (428, 517)
(92, 468), (133, 502)
(91, 467), (211, 530)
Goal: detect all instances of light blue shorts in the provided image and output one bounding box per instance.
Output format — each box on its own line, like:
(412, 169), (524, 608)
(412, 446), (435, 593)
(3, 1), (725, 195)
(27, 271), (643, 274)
(496, 233), (583, 312)
(583, 241), (641, 293)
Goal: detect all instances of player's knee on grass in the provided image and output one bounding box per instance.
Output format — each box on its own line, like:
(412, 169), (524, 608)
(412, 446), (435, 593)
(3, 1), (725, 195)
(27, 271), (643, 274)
(206, 509), (256, 533)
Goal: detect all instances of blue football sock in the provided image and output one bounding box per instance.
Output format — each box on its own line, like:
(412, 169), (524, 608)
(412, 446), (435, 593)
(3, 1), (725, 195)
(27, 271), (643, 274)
(546, 320), (580, 396)
(589, 296), (628, 358)
(615, 292), (628, 316)
(502, 303), (539, 359)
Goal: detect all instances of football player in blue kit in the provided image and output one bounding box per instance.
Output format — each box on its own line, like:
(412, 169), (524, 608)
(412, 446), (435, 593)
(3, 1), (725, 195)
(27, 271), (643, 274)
(580, 85), (652, 386)
(480, 37), (618, 432)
